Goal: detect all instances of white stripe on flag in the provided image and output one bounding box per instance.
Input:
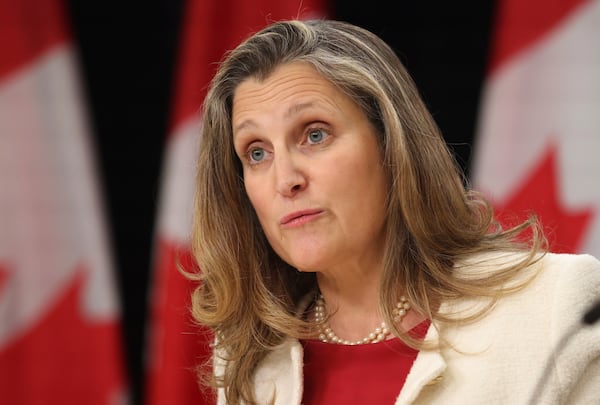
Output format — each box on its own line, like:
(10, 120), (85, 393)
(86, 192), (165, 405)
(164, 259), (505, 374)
(473, 2), (600, 256)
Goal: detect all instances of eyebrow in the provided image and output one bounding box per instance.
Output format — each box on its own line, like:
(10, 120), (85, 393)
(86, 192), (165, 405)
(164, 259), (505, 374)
(233, 101), (318, 135)
(233, 120), (256, 135)
(284, 101), (316, 119)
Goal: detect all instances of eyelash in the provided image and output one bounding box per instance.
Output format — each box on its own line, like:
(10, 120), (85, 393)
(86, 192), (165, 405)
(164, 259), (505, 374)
(305, 127), (328, 145)
(242, 126), (331, 165)
(246, 147), (267, 164)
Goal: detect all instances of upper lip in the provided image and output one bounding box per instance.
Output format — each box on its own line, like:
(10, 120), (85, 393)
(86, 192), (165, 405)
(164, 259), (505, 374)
(280, 209), (323, 225)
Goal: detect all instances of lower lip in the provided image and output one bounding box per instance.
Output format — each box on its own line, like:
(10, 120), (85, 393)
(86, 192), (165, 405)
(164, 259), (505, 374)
(282, 212), (323, 228)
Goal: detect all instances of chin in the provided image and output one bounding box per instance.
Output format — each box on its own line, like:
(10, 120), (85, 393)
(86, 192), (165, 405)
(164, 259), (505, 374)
(280, 253), (322, 273)
(292, 266), (319, 273)
(273, 241), (333, 272)
(284, 254), (330, 273)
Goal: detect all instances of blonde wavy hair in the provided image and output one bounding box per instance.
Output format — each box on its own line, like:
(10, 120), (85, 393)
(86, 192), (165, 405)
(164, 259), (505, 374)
(189, 19), (545, 405)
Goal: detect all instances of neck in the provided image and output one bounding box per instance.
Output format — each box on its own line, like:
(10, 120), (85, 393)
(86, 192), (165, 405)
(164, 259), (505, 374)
(314, 272), (384, 342)
(315, 262), (382, 302)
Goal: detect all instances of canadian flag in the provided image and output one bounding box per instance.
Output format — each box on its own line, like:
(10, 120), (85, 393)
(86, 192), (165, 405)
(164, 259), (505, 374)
(0, 0), (128, 404)
(144, 1), (328, 404)
(473, 0), (600, 257)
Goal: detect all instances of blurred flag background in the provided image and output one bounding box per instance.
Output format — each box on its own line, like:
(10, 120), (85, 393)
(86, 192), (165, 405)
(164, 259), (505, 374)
(6, 1), (598, 405)
(0, 0), (128, 403)
(472, 0), (600, 258)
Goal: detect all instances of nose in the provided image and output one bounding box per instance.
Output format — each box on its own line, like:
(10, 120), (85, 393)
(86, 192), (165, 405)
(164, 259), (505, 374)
(274, 150), (307, 197)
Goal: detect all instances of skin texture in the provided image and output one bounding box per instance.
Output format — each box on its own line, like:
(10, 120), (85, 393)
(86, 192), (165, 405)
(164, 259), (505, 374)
(232, 62), (392, 338)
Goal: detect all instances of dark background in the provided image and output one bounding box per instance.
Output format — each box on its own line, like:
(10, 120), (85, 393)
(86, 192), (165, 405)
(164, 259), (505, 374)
(66, 1), (495, 403)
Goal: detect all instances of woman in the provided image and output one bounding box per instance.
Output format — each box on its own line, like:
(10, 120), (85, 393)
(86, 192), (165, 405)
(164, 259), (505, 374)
(188, 19), (600, 404)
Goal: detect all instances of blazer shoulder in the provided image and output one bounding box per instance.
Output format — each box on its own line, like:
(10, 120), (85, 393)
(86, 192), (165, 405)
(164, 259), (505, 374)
(540, 252), (600, 284)
(537, 252), (600, 324)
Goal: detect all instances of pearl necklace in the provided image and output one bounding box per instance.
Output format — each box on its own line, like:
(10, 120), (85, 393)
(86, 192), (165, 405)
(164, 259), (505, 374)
(314, 294), (411, 345)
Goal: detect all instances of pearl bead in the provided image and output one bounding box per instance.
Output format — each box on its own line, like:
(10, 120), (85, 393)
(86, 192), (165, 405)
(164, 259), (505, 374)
(314, 294), (411, 345)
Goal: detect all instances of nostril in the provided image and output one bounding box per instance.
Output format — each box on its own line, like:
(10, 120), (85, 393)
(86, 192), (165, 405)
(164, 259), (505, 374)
(291, 184), (301, 191)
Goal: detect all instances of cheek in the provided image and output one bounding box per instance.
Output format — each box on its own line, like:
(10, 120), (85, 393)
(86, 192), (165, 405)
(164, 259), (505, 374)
(244, 179), (284, 255)
(244, 177), (269, 221)
(340, 160), (388, 214)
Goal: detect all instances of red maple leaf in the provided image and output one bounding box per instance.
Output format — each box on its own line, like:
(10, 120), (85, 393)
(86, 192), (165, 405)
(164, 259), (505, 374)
(0, 267), (127, 405)
(494, 144), (594, 253)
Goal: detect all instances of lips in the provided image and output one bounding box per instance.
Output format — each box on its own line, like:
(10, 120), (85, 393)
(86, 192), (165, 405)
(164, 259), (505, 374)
(280, 209), (324, 226)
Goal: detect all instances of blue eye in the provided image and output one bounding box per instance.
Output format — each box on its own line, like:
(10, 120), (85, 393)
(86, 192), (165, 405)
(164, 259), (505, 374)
(249, 148), (265, 162)
(307, 129), (326, 144)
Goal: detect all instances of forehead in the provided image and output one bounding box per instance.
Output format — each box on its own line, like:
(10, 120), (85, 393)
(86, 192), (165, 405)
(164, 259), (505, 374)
(231, 62), (350, 127)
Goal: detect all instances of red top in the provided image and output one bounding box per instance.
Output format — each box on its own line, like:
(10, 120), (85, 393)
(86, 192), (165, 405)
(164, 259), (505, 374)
(301, 320), (430, 404)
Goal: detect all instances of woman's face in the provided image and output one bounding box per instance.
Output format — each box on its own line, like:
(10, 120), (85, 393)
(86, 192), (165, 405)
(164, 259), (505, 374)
(232, 62), (389, 274)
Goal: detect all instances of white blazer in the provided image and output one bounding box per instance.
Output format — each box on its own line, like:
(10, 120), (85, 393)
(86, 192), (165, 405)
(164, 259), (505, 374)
(216, 253), (600, 404)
